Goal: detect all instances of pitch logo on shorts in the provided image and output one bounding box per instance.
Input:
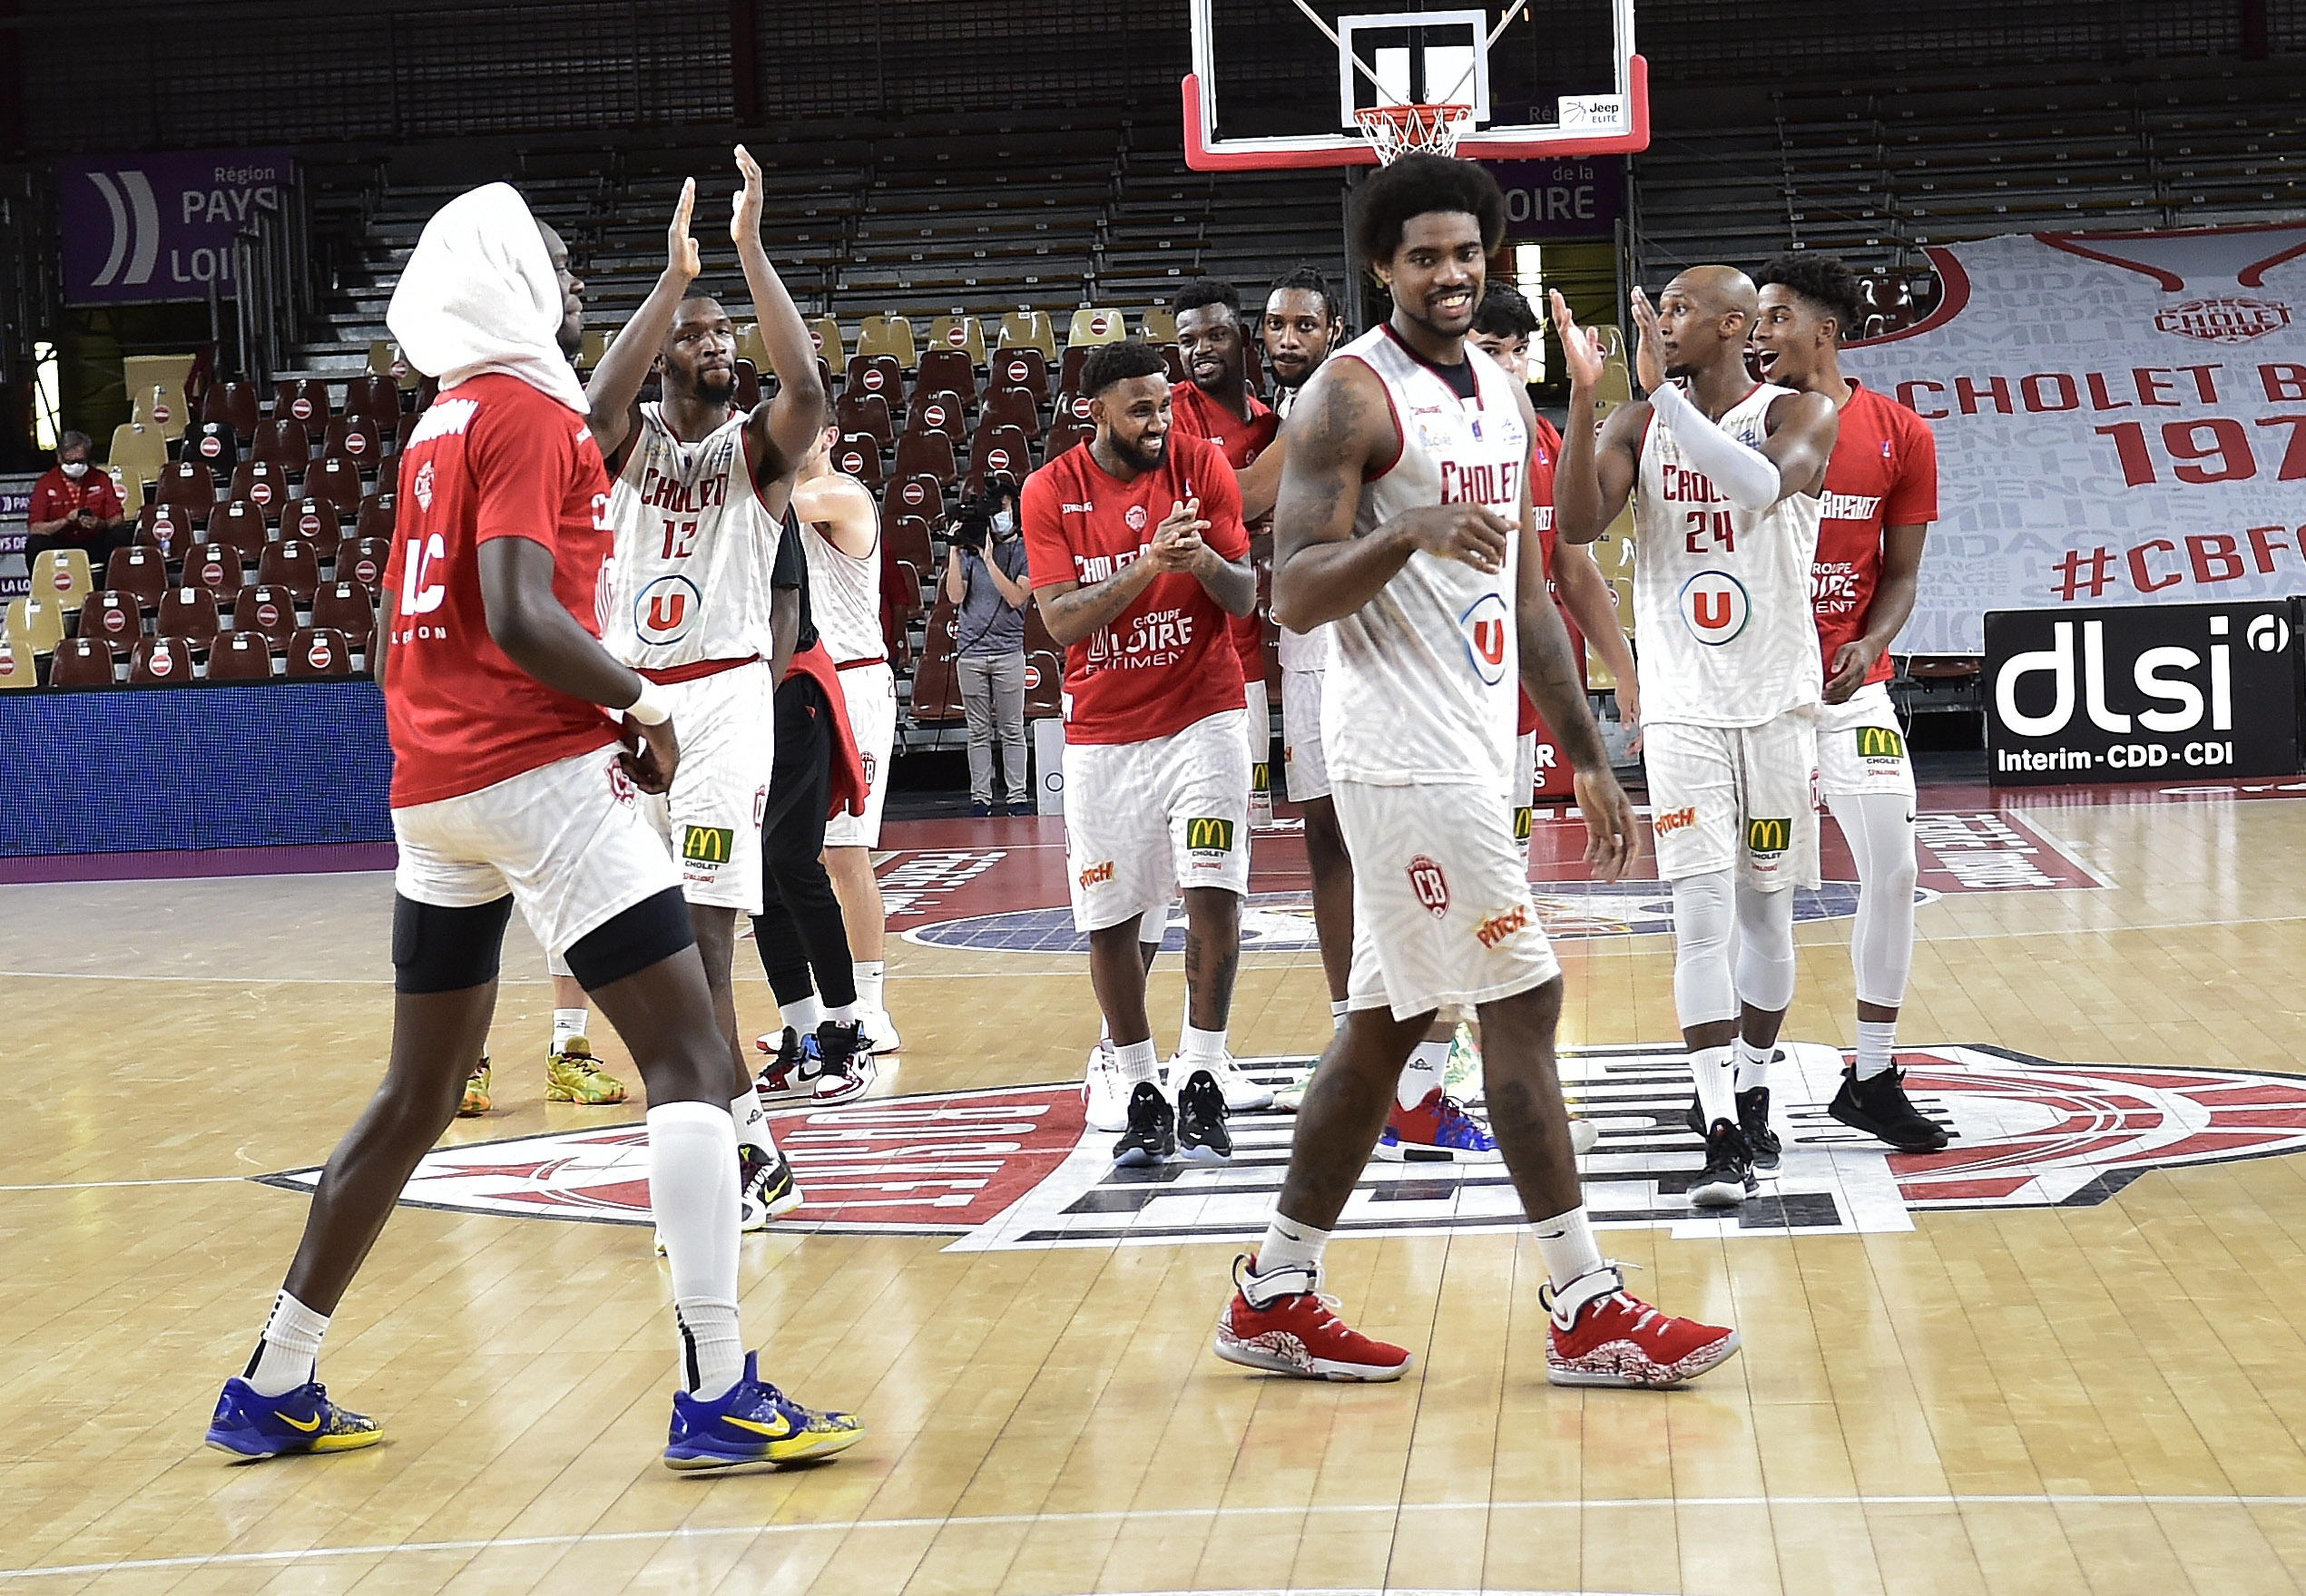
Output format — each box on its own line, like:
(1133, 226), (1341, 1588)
(1747, 817), (1791, 855)
(682, 825), (734, 864)
(1475, 902), (1531, 950)
(1185, 817), (1235, 853)
(1653, 806), (1697, 837)
(1408, 855), (1450, 916)
(1078, 859), (1114, 889)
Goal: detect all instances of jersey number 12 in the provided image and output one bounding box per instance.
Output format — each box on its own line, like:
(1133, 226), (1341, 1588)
(661, 517), (701, 561)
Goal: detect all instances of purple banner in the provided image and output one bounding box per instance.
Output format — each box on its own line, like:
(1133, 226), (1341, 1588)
(1482, 157), (1624, 240)
(57, 148), (296, 306)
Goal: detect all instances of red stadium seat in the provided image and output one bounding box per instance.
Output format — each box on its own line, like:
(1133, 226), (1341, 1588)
(154, 461), (217, 523)
(354, 494), (395, 541)
(883, 559), (922, 670)
(887, 514), (935, 575)
(78, 590), (142, 650)
(157, 586), (221, 652)
(322, 415), (383, 469)
(1025, 648), (1065, 720)
(1242, 338), (1263, 396)
(206, 499), (271, 564)
(989, 348), (1049, 404)
(135, 504), (195, 560)
(231, 585), (300, 653)
(908, 589), (965, 725)
(836, 390), (895, 449)
(273, 377), (330, 427)
(733, 357), (761, 411)
(834, 434), (885, 492)
(917, 349), (976, 406)
(303, 455), (367, 513)
(844, 354), (905, 407)
(394, 411), (421, 455)
(250, 417), (309, 475)
(49, 637), (119, 688)
(183, 543), (244, 600)
(207, 632), (275, 681)
(187, 420), (238, 480)
(908, 387), (967, 445)
(129, 636), (195, 684)
(285, 494), (341, 545)
(1044, 416), (1092, 459)
(967, 424), (1032, 493)
(333, 536), (390, 590)
(103, 546), (168, 612)
(342, 374), (401, 423)
(311, 582), (377, 651)
(887, 473), (946, 526)
(286, 626), (352, 677)
(1056, 346), (1094, 396)
(259, 539), (322, 602)
(228, 460), (293, 518)
(201, 379), (261, 441)
(979, 386), (1040, 439)
(892, 428), (957, 488)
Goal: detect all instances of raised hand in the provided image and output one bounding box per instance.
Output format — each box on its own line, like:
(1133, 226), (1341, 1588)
(1550, 289), (1606, 392)
(667, 178), (699, 282)
(731, 143), (764, 249)
(1629, 288), (1666, 396)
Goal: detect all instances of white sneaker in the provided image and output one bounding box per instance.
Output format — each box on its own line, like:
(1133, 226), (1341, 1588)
(1084, 1040), (1131, 1132)
(1168, 1051), (1273, 1112)
(859, 1005), (902, 1053)
(1570, 1117), (1600, 1156)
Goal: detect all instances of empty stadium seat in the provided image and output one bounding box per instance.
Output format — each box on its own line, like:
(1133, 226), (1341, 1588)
(0, 639), (32, 688)
(207, 632), (275, 681)
(29, 548), (92, 614)
(156, 586), (220, 652)
(132, 383), (186, 441)
(980, 386), (1041, 439)
(837, 390), (895, 450)
(103, 546), (168, 612)
(201, 379), (261, 442)
(996, 311), (1057, 362)
(107, 424), (170, 513)
(927, 316), (989, 367)
(917, 349), (977, 406)
(259, 539), (322, 602)
(304, 455), (367, 513)
(206, 500), (271, 564)
(332, 536), (390, 590)
(129, 636), (194, 684)
(892, 429), (957, 488)
(154, 461), (217, 523)
(908, 589), (965, 724)
(844, 354), (905, 406)
(1140, 308), (1179, 344)
(1025, 648), (1065, 720)
(231, 585), (300, 652)
(311, 583), (377, 651)
(250, 417), (310, 475)
(1067, 308), (1128, 349)
(366, 339), (399, 378)
(187, 420), (238, 480)
(323, 416), (383, 468)
(909, 388), (967, 445)
(1045, 415), (1092, 458)
(1057, 347), (1095, 396)
(274, 377), (330, 426)
(887, 514), (935, 575)
(968, 424), (1033, 492)
(834, 435), (886, 492)
(49, 636), (118, 688)
(228, 461), (293, 518)
(353, 494), (395, 541)
(345, 373), (402, 422)
(134, 504), (193, 559)
(287, 627), (352, 677)
(5, 596), (64, 656)
(883, 559), (923, 670)
(888, 473), (946, 526)
(732, 358), (761, 411)
(78, 591), (141, 651)
(990, 347), (1051, 403)
(184, 543), (245, 599)
(287, 496), (342, 545)
(806, 316), (843, 364)
(857, 313), (917, 369)
(1160, 344), (1186, 385)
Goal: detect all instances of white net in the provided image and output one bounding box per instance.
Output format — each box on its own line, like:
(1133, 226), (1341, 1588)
(1354, 103), (1476, 163)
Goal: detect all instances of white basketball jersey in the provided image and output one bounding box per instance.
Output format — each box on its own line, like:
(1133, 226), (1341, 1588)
(1321, 328), (1529, 787)
(1271, 380), (1334, 675)
(1632, 383), (1824, 729)
(602, 404), (780, 670)
(799, 485), (885, 665)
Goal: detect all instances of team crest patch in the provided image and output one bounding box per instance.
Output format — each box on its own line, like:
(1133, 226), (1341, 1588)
(682, 825), (734, 864)
(1185, 817), (1235, 853)
(266, 1046), (2306, 1245)
(1408, 856), (1450, 916)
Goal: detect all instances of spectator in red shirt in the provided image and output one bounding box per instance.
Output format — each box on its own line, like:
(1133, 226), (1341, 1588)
(26, 432), (133, 568)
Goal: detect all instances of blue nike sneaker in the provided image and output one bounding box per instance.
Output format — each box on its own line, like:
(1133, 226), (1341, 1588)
(664, 1352), (865, 1471)
(204, 1376), (383, 1458)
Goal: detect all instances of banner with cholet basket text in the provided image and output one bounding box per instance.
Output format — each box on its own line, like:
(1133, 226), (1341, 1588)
(1840, 222), (2306, 656)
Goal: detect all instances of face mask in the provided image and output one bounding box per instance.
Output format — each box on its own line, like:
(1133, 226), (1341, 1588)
(61, 461), (89, 479)
(991, 510), (1016, 534)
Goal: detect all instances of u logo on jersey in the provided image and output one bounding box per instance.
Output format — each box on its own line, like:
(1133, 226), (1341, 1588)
(1459, 592), (1511, 686)
(1678, 571), (1749, 645)
(635, 574), (703, 647)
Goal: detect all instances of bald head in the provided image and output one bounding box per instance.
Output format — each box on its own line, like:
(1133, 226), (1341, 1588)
(1668, 265), (1759, 321)
(1653, 265), (1761, 382)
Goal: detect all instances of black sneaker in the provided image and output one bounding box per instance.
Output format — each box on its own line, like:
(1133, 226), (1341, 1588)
(1683, 1050), (1785, 1140)
(1735, 1086), (1781, 1171)
(809, 1021), (876, 1105)
(739, 1141), (802, 1229)
(755, 1027), (815, 1101)
(1829, 1065), (1949, 1151)
(1689, 1119), (1756, 1208)
(1114, 1081), (1175, 1166)
(1175, 1068), (1232, 1162)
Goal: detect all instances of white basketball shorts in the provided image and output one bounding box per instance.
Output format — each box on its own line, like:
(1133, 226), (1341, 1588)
(1244, 677), (1271, 797)
(1065, 707), (1251, 933)
(393, 742), (682, 962)
(636, 659), (772, 915)
(825, 660), (898, 848)
(1643, 710), (1821, 891)
(1332, 777), (1561, 1021)
(1815, 681), (1916, 801)
(1281, 667), (1330, 802)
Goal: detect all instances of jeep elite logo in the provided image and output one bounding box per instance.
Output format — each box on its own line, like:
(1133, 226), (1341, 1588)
(2153, 297), (2292, 345)
(682, 825), (734, 864)
(1475, 902), (1530, 950)
(1858, 726), (1906, 761)
(1746, 817), (1791, 854)
(1185, 817), (1235, 853)
(1408, 855), (1450, 916)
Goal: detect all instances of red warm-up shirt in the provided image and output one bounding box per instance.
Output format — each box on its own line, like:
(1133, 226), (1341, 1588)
(1022, 431), (1250, 745)
(1516, 415), (1587, 738)
(1813, 380), (1938, 687)
(1168, 379), (1279, 691)
(381, 374), (621, 807)
(29, 466), (124, 531)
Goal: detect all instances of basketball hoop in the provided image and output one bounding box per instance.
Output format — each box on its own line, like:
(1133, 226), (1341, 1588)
(1354, 103), (1475, 163)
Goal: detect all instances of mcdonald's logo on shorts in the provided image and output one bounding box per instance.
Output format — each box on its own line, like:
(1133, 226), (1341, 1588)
(1745, 817), (1791, 855)
(682, 825), (735, 864)
(1513, 806), (1534, 841)
(1186, 817), (1236, 853)
(1857, 726), (1907, 761)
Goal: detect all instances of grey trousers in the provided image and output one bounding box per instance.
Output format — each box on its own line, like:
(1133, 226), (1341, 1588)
(958, 650), (1029, 805)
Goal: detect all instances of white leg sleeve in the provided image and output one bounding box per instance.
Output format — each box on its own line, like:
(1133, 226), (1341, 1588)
(1827, 790), (1918, 1010)
(1670, 868), (1739, 1029)
(1732, 877), (1797, 1015)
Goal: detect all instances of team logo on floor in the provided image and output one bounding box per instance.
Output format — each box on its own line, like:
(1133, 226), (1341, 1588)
(260, 1046), (2306, 1245)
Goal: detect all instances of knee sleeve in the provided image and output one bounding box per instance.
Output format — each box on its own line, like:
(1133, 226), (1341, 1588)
(1829, 791), (1918, 1008)
(564, 886), (695, 991)
(1732, 879), (1798, 1014)
(392, 894), (515, 994)
(1669, 869), (1738, 1028)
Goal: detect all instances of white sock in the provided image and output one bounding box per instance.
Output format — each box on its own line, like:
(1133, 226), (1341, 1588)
(1855, 1019), (1898, 1080)
(648, 1102), (743, 1398)
(1245, 1214), (1330, 1306)
(1330, 1000), (1350, 1032)
(854, 961), (885, 1012)
(1181, 1023), (1227, 1072)
(1734, 1035), (1774, 1093)
(553, 1007), (589, 1051)
(782, 993), (824, 1033)
(1398, 1038), (1449, 1111)
(1530, 1206), (1605, 1293)
(245, 1290), (329, 1396)
(731, 1092), (775, 1158)
(1114, 1036), (1159, 1086)
(1692, 1043), (1736, 1130)
(825, 1000), (859, 1027)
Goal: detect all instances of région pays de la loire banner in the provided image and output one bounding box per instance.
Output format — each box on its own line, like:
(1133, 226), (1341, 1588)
(1842, 222), (2306, 656)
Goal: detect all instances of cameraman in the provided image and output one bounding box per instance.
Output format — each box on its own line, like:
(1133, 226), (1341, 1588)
(943, 475), (1033, 816)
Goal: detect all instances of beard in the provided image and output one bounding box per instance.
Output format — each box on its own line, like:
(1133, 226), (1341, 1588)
(1110, 429), (1166, 475)
(692, 368), (738, 408)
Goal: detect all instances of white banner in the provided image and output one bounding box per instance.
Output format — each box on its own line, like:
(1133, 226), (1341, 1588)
(1842, 223), (2306, 655)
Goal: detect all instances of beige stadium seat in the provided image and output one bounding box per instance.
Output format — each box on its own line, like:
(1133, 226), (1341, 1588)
(107, 423), (169, 513)
(805, 316), (843, 364)
(132, 384), (186, 442)
(1139, 307), (1178, 344)
(927, 315), (988, 367)
(5, 596), (65, 657)
(578, 328), (613, 371)
(857, 314), (917, 370)
(29, 548), (93, 615)
(996, 310), (1057, 363)
(1066, 308), (1128, 349)
(0, 638), (33, 689)
(734, 321), (769, 367)
(367, 339), (397, 376)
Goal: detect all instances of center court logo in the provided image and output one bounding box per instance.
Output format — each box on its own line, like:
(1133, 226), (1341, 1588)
(270, 1046), (2306, 1246)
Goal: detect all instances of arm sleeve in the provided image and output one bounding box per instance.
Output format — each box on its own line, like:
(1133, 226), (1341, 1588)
(1648, 382), (1781, 513)
(1195, 446), (1251, 560)
(1882, 414), (1939, 525)
(1020, 472), (1070, 589)
(470, 396), (575, 548)
(771, 511), (803, 589)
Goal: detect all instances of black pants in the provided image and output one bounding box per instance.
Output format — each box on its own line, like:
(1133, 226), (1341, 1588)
(752, 673), (859, 1009)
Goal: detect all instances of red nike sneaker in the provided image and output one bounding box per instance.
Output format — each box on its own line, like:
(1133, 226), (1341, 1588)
(1544, 1263), (1741, 1388)
(1212, 1255), (1413, 1382)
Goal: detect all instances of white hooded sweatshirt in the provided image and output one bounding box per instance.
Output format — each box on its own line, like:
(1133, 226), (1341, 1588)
(386, 182), (589, 416)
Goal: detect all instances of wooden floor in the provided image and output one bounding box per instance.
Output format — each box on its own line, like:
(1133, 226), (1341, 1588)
(7, 778), (2306, 1594)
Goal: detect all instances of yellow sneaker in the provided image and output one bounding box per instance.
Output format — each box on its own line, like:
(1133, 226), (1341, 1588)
(456, 1055), (492, 1117)
(545, 1037), (627, 1104)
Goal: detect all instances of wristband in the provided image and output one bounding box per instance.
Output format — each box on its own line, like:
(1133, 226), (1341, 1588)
(623, 683), (671, 726)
